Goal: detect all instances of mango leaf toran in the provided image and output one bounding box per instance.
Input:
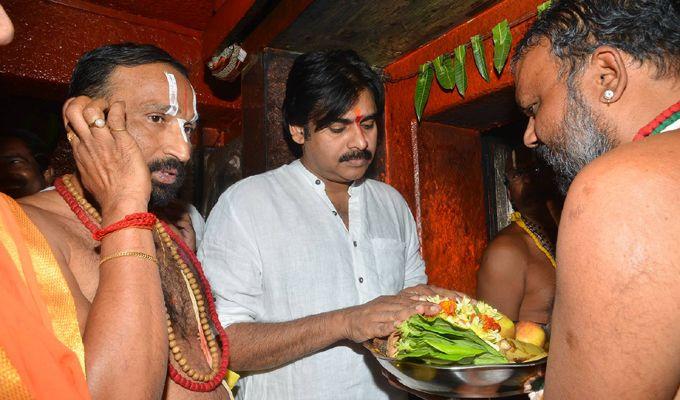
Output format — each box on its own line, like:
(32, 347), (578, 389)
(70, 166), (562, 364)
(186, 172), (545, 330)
(470, 34), (490, 82)
(414, 63), (434, 122)
(537, 0), (552, 17)
(453, 44), (468, 97)
(433, 54), (455, 91)
(492, 19), (512, 74)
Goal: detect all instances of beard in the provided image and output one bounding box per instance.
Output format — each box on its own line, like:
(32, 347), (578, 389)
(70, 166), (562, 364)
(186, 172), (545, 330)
(535, 86), (619, 195)
(148, 158), (187, 207)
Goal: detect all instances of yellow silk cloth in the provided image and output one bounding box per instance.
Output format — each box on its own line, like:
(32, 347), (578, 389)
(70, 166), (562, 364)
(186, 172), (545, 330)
(0, 193), (89, 399)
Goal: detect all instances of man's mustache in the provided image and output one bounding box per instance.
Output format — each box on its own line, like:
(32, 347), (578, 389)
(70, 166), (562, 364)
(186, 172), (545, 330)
(339, 149), (373, 163)
(148, 158), (186, 181)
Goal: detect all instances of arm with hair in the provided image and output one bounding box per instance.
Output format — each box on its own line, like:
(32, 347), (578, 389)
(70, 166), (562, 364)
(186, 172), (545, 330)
(64, 97), (167, 399)
(544, 155), (680, 399)
(83, 204), (167, 400)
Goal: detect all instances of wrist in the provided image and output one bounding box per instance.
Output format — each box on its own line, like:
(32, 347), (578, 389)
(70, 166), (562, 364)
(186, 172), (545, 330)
(334, 307), (353, 341)
(101, 200), (149, 225)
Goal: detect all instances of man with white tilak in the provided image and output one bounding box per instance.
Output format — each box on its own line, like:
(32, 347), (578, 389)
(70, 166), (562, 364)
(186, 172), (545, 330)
(18, 43), (232, 399)
(200, 49), (448, 400)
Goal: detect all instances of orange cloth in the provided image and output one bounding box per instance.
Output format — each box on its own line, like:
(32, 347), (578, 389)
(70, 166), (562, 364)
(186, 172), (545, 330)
(0, 193), (90, 400)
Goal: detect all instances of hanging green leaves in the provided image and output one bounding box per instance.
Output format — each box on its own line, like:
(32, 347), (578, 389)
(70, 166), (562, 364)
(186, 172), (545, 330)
(470, 35), (489, 82)
(433, 54), (455, 90)
(453, 44), (467, 96)
(537, 0), (552, 16)
(492, 19), (512, 74)
(414, 63), (434, 122)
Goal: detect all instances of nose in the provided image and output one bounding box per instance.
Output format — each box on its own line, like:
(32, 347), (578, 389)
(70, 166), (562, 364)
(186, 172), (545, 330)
(349, 122), (369, 150)
(523, 117), (539, 148)
(164, 122), (192, 163)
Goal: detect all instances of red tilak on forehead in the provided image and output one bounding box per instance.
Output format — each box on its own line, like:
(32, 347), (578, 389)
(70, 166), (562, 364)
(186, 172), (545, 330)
(353, 107), (364, 124)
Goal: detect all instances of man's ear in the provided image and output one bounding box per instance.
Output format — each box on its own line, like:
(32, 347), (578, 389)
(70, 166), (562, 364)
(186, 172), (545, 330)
(290, 125), (306, 145)
(588, 46), (628, 104)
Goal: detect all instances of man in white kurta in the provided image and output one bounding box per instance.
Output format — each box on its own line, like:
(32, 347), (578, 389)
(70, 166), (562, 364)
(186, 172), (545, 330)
(199, 49), (430, 400)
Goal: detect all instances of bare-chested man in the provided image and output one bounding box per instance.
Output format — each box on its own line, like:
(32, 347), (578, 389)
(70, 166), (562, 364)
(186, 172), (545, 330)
(513, 0), (680, 398)
(477, 147), (561, 324)
(18, 43), (230, 399)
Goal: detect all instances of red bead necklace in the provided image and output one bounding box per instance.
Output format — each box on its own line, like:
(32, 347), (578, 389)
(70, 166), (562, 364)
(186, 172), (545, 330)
(54, 176), (230, 392)
(633, 100), (680, 142)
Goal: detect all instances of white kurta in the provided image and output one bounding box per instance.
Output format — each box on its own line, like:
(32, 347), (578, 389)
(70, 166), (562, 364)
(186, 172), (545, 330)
(199, 159), (427, 400)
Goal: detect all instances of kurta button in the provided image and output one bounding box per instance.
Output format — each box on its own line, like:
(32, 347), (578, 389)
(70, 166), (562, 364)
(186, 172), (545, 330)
(358, 277), (364, 283)
(353, 241), (357, 247)
(332, 211), (338, 216)
(315, 179), (321, 185)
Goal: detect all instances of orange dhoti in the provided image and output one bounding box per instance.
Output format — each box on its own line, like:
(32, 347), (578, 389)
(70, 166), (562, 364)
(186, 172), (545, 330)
(0, 193), (90, 399)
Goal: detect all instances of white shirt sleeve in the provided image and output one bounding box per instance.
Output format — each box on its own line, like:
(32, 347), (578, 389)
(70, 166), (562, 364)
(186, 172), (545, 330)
(187, 203), (205, 249)
(402, 200), (428, 288)
(198, 190), (264, 328)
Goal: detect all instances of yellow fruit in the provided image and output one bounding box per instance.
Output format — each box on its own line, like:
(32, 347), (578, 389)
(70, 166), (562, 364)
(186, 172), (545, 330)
(497, 314), (515, 339)
(515, 321), (546, 349)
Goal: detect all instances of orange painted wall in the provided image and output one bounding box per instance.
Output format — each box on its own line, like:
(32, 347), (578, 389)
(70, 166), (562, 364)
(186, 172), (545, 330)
(383, 0), (542, 291)
(417, 122), (486, 295)
(0, 0), (240, 126)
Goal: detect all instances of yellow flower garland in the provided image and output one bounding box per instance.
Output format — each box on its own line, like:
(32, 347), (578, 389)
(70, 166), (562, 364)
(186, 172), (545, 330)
(510, 211), (557, 269)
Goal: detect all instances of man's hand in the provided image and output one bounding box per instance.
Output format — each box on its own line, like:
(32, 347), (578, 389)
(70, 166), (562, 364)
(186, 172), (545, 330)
(342, 295), (440, 343)
(400, 284), (467, 302)
(63, 96), (150, 220)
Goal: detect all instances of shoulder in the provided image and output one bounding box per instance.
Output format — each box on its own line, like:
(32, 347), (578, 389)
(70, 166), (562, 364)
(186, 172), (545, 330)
(559, 135), (680, 279)
(363, 179), (410, 207)
(17, 190), (73, 229)
(563, 135), (679, 227)
(481, 225), (529, 271)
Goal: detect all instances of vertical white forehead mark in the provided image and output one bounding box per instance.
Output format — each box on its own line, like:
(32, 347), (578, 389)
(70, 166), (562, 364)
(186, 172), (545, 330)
(164, 72), (179, 116)
(176, 118), (189, 143)
(189, 86), (198, 124)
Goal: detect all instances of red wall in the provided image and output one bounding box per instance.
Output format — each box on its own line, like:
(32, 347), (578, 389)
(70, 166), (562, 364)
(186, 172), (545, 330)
(0, 0), (240, 134)
(382, 0), (542, 292)
(417, 122), (486, 295)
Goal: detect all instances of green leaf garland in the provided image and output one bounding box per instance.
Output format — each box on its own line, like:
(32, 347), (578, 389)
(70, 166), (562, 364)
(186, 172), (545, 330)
(453, 44), (467, 97)
(492, 19), (512, 74)
(433, 54), (455, 90)
(470, 34), (489, 82)
(414, 63), (434, 122)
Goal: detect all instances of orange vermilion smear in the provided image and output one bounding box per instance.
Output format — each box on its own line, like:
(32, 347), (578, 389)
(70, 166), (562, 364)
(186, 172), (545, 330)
(480, 314), (501, 332)
(438, 300), (456, 316)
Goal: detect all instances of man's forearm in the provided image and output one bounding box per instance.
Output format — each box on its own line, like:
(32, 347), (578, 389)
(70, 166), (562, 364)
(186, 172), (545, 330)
(226, 309), (348, 371)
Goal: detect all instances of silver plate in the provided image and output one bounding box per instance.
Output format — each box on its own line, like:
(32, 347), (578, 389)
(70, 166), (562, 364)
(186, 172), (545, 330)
(367, 344), (546, 398)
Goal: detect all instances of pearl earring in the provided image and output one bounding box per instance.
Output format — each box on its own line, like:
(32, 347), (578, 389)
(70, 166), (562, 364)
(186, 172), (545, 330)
(603, 89), (615, 101)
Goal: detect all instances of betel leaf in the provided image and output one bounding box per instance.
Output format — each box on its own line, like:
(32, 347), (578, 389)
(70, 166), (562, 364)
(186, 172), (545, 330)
(432, 54), (455, 90)
(537, 0), (552, 17)
(453, 44), (467, 97)
(471, 34), (490, 82)
(414, 62), (434, 122)
(492, 19), (512, 74)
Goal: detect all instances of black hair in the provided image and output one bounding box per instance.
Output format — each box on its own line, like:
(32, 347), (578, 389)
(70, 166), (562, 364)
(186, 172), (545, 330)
(68, 42), (188, 98)
(53, 43), (188, 176)
(281, 49), (384, 138)
(0, 128), (49, 171)
(512, 0), (680, 82)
